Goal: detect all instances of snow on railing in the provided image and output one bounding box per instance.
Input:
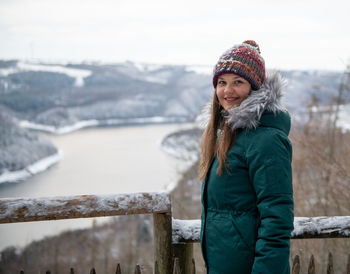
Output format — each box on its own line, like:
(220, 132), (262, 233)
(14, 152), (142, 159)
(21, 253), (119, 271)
(172, 216), (350, 243)
(292, 216), (350, 238)
(0, 192), (171, 223)
(172, 219), (201, 244)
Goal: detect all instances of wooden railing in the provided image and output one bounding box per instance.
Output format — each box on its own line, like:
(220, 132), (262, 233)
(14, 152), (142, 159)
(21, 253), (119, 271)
(172, 217), (350, 274)
(0, 192), (173, 273)
(1, 192), (350, 273)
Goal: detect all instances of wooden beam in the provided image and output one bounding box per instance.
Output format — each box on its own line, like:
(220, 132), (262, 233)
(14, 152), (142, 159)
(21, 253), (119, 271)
(0, 192), (171, 224)
(173, 243), (193, 274)
(153, 213), (173, 274)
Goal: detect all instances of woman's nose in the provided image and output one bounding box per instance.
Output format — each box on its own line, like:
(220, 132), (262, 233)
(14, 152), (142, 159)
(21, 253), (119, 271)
(224, 84), (234, 93)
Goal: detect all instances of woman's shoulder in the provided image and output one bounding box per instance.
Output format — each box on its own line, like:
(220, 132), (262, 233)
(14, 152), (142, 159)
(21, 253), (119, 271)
(241, 111), (289, 134)
(238, 118), (292, 156)
(259, 110), (291, 134)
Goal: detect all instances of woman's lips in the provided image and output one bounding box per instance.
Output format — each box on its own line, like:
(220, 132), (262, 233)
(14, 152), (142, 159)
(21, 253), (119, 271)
(225, 97), (239, 102)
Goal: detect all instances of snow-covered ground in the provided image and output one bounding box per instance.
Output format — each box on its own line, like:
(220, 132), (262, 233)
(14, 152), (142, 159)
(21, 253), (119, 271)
(0, 150), (62, 184)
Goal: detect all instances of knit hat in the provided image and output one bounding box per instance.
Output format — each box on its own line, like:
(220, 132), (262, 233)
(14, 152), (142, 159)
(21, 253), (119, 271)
(212, 40), (266, 90)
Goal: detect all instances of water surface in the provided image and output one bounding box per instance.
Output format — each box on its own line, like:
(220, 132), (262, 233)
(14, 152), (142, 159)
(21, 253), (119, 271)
(0, 123), (190, 249)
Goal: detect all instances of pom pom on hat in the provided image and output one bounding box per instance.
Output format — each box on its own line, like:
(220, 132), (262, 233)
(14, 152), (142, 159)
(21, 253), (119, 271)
(212, 40), (266, 90)
(242, 40), (261, 54)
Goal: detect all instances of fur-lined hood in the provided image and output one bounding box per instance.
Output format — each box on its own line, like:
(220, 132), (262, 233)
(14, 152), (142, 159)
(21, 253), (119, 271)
(198, 71), (289, 132)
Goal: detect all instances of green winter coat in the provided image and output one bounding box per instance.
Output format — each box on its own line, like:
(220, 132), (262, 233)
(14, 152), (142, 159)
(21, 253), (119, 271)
(200, 72), (294, 274)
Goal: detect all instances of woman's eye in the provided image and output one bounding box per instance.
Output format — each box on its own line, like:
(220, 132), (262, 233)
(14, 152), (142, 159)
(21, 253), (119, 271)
(234, 80), (243, 85)
(218, 81), (226, 85)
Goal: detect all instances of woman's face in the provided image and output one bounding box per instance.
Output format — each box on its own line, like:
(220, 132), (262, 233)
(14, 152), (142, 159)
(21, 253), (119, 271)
(216, 73), (251, 111)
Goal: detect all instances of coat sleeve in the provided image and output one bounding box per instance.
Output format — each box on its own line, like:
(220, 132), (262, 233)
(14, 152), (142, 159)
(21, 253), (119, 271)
(246, 130), (294, 274)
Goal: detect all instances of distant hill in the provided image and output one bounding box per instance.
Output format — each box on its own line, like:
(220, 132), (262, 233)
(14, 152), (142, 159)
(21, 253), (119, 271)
(0, 60), (345, 134)
(280, 70), (346, 113)
(0, 60), (212, 134)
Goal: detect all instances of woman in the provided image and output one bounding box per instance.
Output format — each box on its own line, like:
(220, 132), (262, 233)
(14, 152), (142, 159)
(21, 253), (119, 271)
(199, 40), (294, 274)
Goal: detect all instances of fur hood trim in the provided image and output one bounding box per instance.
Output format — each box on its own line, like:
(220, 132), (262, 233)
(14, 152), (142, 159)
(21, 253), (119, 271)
(196, 71), (288, 131)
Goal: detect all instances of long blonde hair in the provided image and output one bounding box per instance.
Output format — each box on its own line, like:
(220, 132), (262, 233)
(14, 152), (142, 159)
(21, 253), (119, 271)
(198, 91), (237, 181)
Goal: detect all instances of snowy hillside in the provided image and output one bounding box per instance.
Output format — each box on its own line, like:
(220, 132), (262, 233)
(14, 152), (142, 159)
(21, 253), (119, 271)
(280, 70), (345, 114)
(0, 60), (347, 134)
(0, 107), (61, 184)
(0, 60), (212, 134)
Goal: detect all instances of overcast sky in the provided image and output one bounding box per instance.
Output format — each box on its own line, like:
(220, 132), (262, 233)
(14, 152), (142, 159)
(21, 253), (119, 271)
(1, 0), (349, 71)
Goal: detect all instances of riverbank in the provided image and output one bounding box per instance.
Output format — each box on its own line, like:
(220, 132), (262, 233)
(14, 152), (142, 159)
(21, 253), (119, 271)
(0, 151), (62, 184)
(0, 109), (61, 185)
(19, 116), (189, 135)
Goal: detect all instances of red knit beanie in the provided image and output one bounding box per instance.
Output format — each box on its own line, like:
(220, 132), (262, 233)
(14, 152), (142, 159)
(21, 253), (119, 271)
(212, 40), (266, 90)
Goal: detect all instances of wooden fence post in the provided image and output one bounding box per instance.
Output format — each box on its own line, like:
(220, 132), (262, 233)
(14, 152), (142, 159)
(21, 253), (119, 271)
(153, 213), (173, 274)
(116, 263), (121, 274)
(327, 252), (334, 274)
(292, 255), (300, 274)
(173, 243), (193, 274)
(173, 258), (180, 274)
(308, 254), (315, 274)
(135, 264), (141, 274)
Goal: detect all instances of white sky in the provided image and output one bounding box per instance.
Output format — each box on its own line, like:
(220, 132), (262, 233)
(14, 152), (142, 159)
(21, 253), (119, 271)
(0, 0), (349, 71)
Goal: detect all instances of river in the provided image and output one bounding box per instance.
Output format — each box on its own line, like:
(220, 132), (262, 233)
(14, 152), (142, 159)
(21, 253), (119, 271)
(0, 123), (192, 250)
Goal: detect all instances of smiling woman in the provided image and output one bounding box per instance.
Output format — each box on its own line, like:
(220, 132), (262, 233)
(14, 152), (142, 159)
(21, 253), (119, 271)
(199, 40), (294, 274)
